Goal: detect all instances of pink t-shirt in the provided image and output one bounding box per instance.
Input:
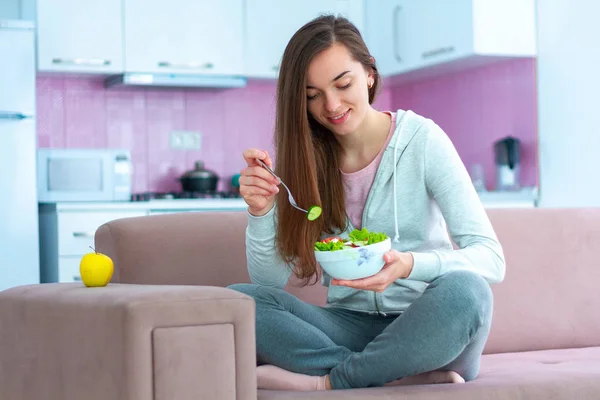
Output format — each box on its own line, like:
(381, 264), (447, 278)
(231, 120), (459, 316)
(341, 112), (396, 229)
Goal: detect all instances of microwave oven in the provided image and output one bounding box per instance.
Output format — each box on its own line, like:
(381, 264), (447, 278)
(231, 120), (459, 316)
(37, 148), (133, 202)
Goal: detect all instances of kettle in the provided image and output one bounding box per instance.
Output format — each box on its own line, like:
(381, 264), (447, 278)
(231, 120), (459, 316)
(494, 137), (521, 191)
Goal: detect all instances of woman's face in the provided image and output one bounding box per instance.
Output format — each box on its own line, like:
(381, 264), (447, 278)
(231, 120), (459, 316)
(306, 43), (373, 136)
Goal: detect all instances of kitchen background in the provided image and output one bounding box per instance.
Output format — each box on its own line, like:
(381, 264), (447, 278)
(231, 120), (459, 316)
(36, 58), (537, 193)
(14, 0), (600, 290)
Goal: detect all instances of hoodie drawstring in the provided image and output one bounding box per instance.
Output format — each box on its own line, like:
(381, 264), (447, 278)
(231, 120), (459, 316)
(392, 120), (401, 244)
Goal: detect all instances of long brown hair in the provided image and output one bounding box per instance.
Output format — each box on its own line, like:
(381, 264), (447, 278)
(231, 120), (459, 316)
(274, 15), (382, 285)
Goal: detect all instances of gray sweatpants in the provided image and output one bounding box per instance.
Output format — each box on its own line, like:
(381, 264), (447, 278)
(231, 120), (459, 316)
(228, 270), (493, 389)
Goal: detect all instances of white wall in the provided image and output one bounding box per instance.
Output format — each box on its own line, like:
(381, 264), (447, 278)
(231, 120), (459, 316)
(537, 0), (600, 207)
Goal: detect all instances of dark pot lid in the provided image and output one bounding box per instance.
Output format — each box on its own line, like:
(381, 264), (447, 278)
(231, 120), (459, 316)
(181, 161), (218, 179)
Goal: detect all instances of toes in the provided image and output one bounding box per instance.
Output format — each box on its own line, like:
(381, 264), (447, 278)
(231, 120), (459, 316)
(447, 371), (466, 384)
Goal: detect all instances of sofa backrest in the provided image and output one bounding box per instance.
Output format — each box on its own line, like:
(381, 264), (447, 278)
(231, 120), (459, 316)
(96, 208), (600, 355)
(482, 207), (600, 354)
(96, 212), (253, 288)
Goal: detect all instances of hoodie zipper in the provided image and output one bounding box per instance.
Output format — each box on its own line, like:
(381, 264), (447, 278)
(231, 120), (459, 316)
(365, 154), (391, 317)
(347, 218), (386, 316)
(373, 292), (387, 317)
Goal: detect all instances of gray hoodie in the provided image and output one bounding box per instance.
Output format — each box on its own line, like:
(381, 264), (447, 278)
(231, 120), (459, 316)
(245, 109), (505, 316)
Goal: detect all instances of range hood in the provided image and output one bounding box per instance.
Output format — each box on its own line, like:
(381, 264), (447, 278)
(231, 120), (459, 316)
(104, 72), (247, 89)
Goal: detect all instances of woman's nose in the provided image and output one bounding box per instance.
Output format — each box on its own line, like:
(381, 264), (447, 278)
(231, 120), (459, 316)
(324, 94), (341, 113)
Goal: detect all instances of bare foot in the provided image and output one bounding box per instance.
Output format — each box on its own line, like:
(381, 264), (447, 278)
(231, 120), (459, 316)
(257, 364), (329, 391)
(385, 370), (465, 387)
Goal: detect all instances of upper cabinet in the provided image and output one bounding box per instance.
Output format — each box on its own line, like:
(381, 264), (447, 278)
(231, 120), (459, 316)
(0, 0), (20, 19)
(123, 0), (244, 76)
(24, 0), (537, 82)
(366, 0), (536, 80)
(35, 0), (124, 73)
(364, 0), (413, 78)
(244, 0), (365, 79)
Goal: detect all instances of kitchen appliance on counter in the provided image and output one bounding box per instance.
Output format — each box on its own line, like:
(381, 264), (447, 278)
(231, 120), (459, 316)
(179, 160), (219, 192)
(37, 148), (133, 202)
(494, 136), (521, 191)
(0, 20), (40, 290)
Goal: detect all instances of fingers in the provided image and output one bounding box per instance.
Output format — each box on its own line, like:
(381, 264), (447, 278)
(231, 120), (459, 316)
(240, 148), (279, 188)
(263, 149), (274, 169)
(242, 148), (273, 167)
(332, 276), (374, 289)
(242, 148), (265, 165)
(239, 172), (279, 196)
(239, 148), (279, 210)
(383, 250), (399, 264)
(331, 262), (396, 293)
(242, 147), (276, 172)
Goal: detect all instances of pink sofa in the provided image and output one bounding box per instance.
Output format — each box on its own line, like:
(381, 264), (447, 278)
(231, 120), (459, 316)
(1, 208), (600, 399)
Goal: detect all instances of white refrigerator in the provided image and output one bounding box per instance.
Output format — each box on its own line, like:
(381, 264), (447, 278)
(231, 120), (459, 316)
(0, 20), (40, 291)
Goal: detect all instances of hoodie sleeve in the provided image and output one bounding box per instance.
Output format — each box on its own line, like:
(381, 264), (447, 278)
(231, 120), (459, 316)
(407, 120), (506, 284)
(246, 205), (293, 288)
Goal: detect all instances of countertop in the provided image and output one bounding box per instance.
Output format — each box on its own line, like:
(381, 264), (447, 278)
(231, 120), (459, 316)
(39, 198), (249, 213)
(38, 187), (538, 213)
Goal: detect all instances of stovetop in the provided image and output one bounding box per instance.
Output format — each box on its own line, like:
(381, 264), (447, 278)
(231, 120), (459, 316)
(131, 191), (242, 202)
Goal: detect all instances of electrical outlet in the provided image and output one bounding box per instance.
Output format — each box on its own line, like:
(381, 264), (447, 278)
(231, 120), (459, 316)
(170, 131), (202, 150)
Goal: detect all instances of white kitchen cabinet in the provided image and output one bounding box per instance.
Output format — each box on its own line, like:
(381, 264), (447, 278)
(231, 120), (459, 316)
(367, 0), (536, 81)
(124, 0), (244, 76)
(364, 0), (414, 77)
(0, 0), (20, 19)
(57, 211), (148, 256)
(244, 0), (365, 79)
(39, 205), (147, 283)
(33, 0), (124, 73)
(57, 257), (83, 283)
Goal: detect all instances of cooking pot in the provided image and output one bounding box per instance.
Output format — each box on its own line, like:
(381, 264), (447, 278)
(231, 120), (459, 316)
(179, 161), (219, 192)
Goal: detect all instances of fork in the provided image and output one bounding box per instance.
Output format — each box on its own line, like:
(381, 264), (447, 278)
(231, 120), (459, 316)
(256, 159), (308, 213)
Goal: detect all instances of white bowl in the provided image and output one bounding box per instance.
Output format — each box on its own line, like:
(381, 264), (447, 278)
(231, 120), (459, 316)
(315, 238), (392, 280)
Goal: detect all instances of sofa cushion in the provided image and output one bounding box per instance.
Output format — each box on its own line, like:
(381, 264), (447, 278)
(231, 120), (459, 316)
(257, 346), (600, 399)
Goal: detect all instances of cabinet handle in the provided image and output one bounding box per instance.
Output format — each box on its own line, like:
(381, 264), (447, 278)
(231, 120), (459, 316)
(0, 111), (30, 120)
(72, 231), (95, 238)
(158, 61), (214, 69)
(52, 58), (111, 66)
(392, 5), (403, 63)
(422, 46), (455, 59)
(272, 65), (279, 72)
(73, 276), (82, 282)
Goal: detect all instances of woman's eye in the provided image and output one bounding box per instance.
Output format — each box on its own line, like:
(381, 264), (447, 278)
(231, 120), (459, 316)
(339, 83), (352, 90)
(307, 93), (320, 100)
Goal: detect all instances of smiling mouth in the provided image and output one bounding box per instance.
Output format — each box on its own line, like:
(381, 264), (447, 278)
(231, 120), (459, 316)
(328, 110), (349, 121)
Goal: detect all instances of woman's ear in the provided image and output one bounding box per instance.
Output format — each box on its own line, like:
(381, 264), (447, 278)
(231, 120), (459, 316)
(367, 71), (375, 88)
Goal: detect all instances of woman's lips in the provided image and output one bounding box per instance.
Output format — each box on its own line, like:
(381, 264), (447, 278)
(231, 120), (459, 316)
(327, 110), (350, 125)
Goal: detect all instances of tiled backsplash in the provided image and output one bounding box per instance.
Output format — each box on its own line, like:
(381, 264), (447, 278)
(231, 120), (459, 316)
(393, 58), (538, 190)
(37, 78), (281, 193)
(36, 58), (536, 193)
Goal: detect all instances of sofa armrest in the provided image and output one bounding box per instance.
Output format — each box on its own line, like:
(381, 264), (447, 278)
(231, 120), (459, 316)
(95, 212), (252, 286)
(0, 283), (257, 400)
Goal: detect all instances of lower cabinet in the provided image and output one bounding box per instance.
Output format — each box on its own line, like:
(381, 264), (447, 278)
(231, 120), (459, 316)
(39, 206), (147, 283)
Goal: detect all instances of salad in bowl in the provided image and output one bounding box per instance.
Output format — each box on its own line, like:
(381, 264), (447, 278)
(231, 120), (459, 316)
(314, 228), (391, 280)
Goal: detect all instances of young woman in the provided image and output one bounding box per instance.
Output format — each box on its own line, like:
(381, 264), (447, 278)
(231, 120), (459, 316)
(229, 15), (505, 391)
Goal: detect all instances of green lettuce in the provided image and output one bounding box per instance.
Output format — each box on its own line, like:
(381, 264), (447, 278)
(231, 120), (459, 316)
(314, 240), (346, 252)
(315, 228), (388, 252)
(348, 228), (388, 246)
